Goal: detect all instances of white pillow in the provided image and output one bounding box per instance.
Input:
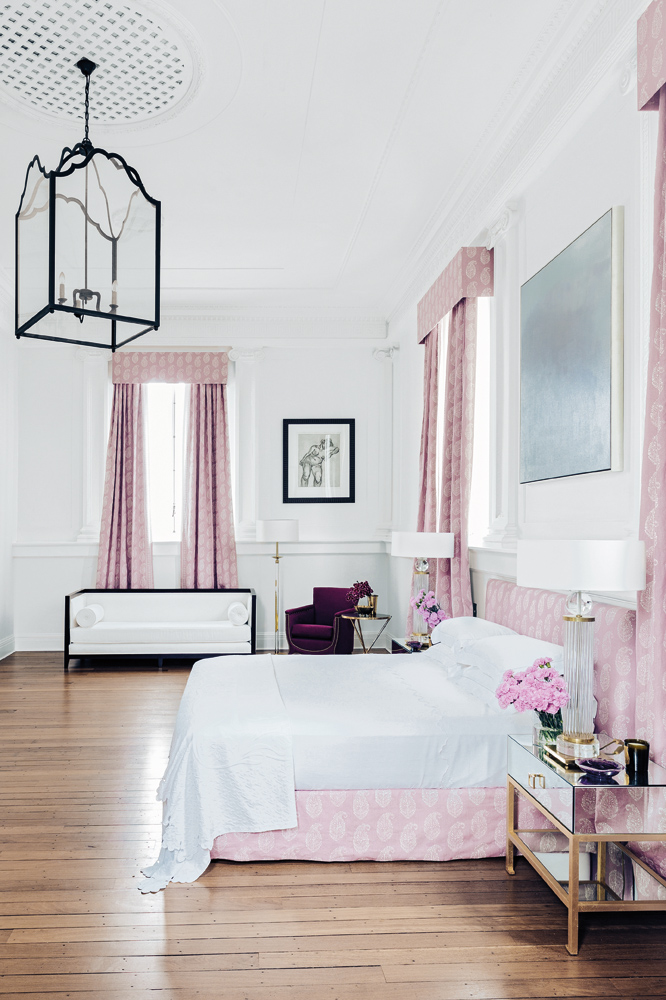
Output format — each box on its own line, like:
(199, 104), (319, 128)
(455, 634), (564, 682)
(228, 601), (249, 625)
(417, 641), (458, 673)
(75, 603), (104, 628)
(430, 616), (516, 650)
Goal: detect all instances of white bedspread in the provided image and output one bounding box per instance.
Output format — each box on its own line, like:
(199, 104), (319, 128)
(275, 655), (532, 789)
(139, 656), (296, 893)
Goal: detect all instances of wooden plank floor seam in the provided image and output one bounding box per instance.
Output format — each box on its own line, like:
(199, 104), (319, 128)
(1, 651), (664, 999)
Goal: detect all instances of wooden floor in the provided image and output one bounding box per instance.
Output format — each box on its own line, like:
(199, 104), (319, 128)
(1, 654), (664, 1000)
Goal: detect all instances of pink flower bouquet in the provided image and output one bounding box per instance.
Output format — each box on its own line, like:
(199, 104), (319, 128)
(410, 589), (449, 629)
(495, 657), (569, 730)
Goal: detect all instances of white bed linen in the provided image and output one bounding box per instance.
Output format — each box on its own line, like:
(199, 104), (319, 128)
(139, 656), (296, 893)
(275, 653), (532, 790)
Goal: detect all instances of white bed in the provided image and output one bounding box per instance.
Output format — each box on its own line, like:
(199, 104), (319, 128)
(140, 634), (539, 891)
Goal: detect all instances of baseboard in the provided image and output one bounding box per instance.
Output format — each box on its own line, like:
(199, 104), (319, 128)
(14, 633), (62, 652)
(0, 634), (15, 659)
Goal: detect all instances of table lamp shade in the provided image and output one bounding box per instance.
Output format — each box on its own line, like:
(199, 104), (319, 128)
(516, 540), (646, 592)
(256, 519), (299, 543)
(390, 531), (454, 559)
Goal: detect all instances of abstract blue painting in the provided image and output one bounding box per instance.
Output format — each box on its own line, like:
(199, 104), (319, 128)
(520, 208), (623, 484)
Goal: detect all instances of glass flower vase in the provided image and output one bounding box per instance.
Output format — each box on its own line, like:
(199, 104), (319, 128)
(532, 710), (563, 749)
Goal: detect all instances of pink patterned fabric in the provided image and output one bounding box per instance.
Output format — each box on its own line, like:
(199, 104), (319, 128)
(432, 298), (476, 618)
(181, 384), (238, 590)
(638, 2), (666, 111)
(637, 83), (666, 768)
(113, 351), (228, 385)
(96, 384), (153, 589)
(417, 247), (493, 344)
(211, 787), (514, 863)
(485, 580), (636, 741)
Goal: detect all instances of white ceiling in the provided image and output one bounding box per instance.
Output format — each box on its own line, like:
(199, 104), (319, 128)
(0, 0), (633, 321)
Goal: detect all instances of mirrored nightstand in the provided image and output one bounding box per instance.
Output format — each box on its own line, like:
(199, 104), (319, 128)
(507, 734), (666, 955)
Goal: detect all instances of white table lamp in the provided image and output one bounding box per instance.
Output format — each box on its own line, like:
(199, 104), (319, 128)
(517, 539), (646, 758)
(391, 531), (455, 640)
(256, 519), (299, 654)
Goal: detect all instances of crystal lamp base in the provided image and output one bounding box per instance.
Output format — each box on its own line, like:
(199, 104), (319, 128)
(556, 733), (600, 758)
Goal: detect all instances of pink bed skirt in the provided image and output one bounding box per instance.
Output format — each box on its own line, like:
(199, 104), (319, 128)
(211, 787), (546, 863)
(209, 786), (666, 902)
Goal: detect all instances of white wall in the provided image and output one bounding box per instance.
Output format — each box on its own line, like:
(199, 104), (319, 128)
(0, 274), (16, 658)
(11, 333), (397, 650)
(387, 49), (652, 617)
(7, 15), (652, 651)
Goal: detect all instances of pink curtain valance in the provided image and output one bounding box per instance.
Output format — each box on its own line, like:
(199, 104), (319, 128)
(638, 1), (666, 111)
(416, 246), (493, 344)
(112, 352), (228, 384)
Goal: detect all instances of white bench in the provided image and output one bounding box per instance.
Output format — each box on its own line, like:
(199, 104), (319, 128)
(64, 589), (256, 670)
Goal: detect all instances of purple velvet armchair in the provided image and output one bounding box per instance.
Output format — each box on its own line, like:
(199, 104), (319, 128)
(285, 587), (355, 655)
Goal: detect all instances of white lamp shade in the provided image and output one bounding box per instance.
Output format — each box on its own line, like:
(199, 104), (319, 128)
(516, 540), (646, 592)
(256, 519), (299, 543)
(390, 531), (454, 559)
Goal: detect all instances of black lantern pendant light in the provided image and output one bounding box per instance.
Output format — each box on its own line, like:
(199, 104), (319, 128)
(15, 58), (161, 351)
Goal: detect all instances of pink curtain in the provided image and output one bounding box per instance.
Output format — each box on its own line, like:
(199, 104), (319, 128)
(96, 384), (153, 589)
(181, 384), (238, 589)
(406, 330), (439, 634)
(637, 82), (666, 767)
(432, 297), (477, 618)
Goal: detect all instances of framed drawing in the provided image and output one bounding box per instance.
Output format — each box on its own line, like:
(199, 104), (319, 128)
(520, 206), (624, 484)
(283, 419), (355, 504)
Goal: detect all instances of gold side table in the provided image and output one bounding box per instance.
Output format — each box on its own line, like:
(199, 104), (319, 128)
(340, 613), (391, 654)
(506, 734), (666, 955)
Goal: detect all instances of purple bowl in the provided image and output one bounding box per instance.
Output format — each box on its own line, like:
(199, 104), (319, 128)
(576, 757), (623, 776)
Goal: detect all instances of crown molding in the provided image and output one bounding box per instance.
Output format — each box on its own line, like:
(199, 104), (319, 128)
(145, 310), (388, 342)
(386, 0), (645, 326)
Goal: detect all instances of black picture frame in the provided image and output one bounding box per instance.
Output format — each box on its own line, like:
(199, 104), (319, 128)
(283, 419), (355, 504)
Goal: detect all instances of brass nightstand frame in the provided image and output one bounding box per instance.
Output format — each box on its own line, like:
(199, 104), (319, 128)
(506, 775), (666, 955)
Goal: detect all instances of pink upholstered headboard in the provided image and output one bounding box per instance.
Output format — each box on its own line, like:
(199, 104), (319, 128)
(485, 579), (636, 741)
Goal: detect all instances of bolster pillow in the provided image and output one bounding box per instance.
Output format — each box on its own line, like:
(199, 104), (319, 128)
(75, 604), (104, 628)
(228, 601), (249, 625)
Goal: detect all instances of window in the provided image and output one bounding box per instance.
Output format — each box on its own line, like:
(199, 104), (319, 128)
(433, 298), (490, 543)
(468, 296), (490, 544)
(145, 383), (186, 541)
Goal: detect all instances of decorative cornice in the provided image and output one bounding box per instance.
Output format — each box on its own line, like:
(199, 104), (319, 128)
(373, 344), (399, 361)
(619, 54), (638, 95)
(152, 309), (389, 342)
(484, 204), (519, 250)
(229, 348), (266, 364)
(386, 0), (644, 325)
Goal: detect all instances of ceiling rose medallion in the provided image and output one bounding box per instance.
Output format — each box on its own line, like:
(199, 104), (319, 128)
(15, 58), (161, 351)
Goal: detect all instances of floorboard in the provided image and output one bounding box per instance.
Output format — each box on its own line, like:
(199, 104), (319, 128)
(1, 651), (664, 999)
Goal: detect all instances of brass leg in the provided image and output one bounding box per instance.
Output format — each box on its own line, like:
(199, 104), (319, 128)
(506, 779), (515, 875)
(567, 836), (580, 956)
(353, 619), (368, 653)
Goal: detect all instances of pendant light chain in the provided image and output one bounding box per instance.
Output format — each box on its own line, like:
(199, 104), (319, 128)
(84, 71), (90, 144)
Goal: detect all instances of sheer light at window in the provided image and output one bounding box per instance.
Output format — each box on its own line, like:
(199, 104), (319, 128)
(468, 296), (491, 544)
(145, 383), (186, 542)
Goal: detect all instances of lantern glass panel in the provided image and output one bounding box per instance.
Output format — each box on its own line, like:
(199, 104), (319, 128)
(54, 152), (158, 327)
(17, 162), (50, 330)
